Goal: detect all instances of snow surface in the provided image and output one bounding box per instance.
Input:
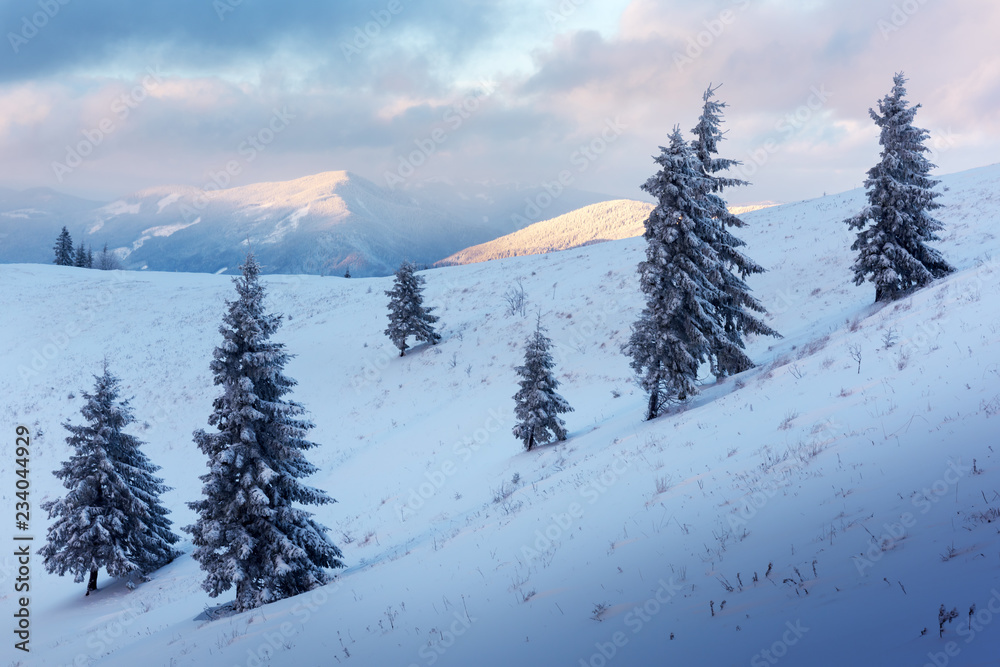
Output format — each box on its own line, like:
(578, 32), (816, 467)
(2, 164), (1000, 666)
(438, 200), (785, 268)
(438, 200), (654, 266)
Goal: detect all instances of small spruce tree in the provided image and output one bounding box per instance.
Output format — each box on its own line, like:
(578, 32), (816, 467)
(384, 260), (441, 356)
(53, 226), (74, 266)
(74, 241), (89, 268)
(846, 72), (953, 302)
(512, 317), (573, 451)
(39, 363), (180, 595)
(185, 253), (344, 612)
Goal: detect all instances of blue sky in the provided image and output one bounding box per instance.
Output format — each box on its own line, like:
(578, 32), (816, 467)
(1, 0), (997, 204)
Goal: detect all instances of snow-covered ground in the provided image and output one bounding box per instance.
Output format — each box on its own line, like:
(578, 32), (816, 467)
(2, 164), (999, 666)
(437, 199), (654, 266)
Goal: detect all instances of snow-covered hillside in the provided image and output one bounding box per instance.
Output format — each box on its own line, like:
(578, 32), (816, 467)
(437, 199), (784, 268)
(0, 172), (613, 277)
(437, 199), (654, 266)
(2, 164), (999, 666)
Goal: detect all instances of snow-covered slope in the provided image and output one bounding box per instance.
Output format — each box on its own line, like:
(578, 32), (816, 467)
(0, 172), (615, 277)
(2, 164), (999, 666)
(437, 199), (654, 266)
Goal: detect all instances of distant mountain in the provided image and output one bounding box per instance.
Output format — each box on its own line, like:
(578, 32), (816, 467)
(0, 171), (615, 276)
(0, 187), (105, 262)
(437, 199), (655, 267)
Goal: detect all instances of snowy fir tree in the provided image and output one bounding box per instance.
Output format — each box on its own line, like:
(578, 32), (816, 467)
(185, 253), (344, 612)
(625, 128), (755, 420)
(846, 72), (953, 302)
(39, 362), (180, 595)
(690, 84), (778, 377)
(53, 226), (74, 266)
(512, 317), (573, 451)
(74, 241), (89, 268)
(384, 260), (441, 356)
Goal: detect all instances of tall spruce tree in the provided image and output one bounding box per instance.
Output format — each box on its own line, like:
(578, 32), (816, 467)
(53, 226), (74, 266)
(691, 84), (779, 377)
(846, 72), (952, 302)
(625, 128), (750, 420)
(512, 317), (573, 451)
(185, 253), (344, 612)
(384, 260), (441, 356)
(39, 363), (180, 595)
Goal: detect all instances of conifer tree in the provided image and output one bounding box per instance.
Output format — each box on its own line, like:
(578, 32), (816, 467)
(86, 245), (94, 268)
(384, 260), (441, 356)
(74, 241), (89, 268)
(512, 317), (573, 451)
(185, 253), (344, 612)
(625, 128), (750, 420)
(691, 84), (779, 376)
(39, 363), (180, 595)
(53, 226), (74, 266)
(846, 72), (953, 302)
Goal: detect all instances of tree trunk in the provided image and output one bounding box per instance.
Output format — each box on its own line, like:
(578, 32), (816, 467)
(646, 390), (659, 421)
(86, 568), (98, 596)
(526, 429), (534, 452)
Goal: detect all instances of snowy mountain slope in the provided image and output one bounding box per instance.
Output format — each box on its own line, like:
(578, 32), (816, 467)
(0, 187), (104, 260)
(0, 172), (615, 277)
(437, 199), (784, 268)
(2, 164), (1000, 666)
(436, 199), (654, 266)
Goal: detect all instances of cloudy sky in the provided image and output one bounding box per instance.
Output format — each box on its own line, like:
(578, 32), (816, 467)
(1, 0), (998, 205)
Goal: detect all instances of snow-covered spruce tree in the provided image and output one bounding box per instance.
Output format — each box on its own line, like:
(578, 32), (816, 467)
(625, 128), (745, 420)
(846, 72), (953, 302)
(39, 363), (180, 595)
(74, 241), (89, 268)
(691, 84), (779, 377)
(185, 253), (344, 612)
(512, 317), (573, 451)
(384, 260), (441, 356)
(53, 226), (74, 266)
